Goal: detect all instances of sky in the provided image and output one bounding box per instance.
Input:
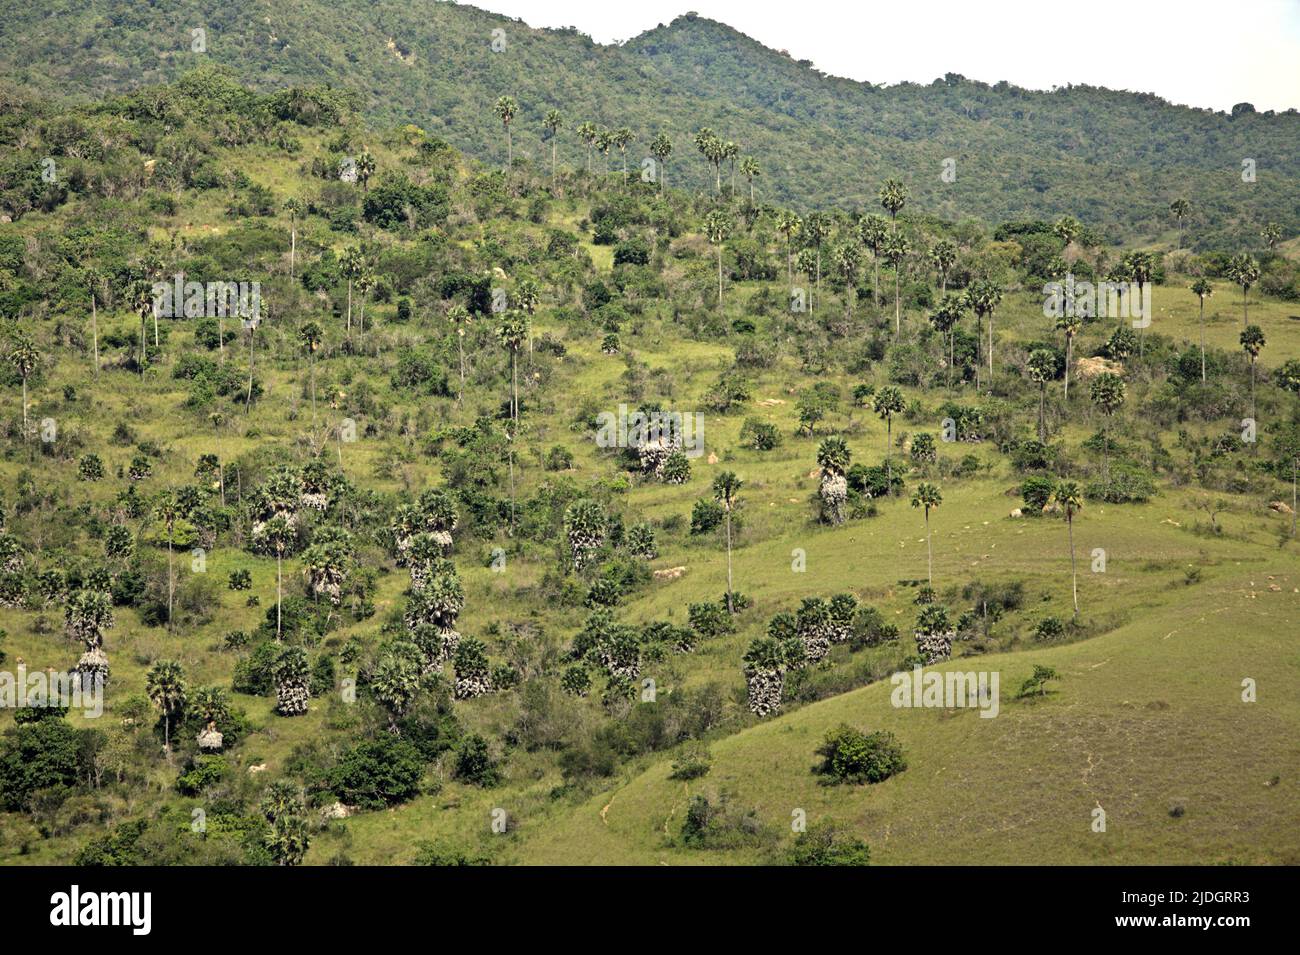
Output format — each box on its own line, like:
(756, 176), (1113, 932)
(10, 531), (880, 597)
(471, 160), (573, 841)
(470, 0), (1300, 113)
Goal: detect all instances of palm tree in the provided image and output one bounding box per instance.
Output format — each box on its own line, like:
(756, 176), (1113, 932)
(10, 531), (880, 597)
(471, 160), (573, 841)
(576, 121), (597, 173)
(1227, 254), (1260, 328)
(776, 211), (803, 286)
(856, 214), (889, 307)
(878, 179), (907, 229)
(703, 210), (731, 308)
(1169, 198), (1191, 248)
(7, 337), (38, 448)
(152, 491), (182, 630)
(967, 279), (1003, 380)
(447, 304), (469, 401)
(612, 127), (634, 183)
(911, 482), (943, 585)
(594, 127), (612, 174)
(493, 95), (518, 167)
(514, 278), (540, 354)
(740, 156), (760, 205)
(1089, 372), (1126, 488)
(873, 386), (905, 487)
(127, 278), (155, 373)
(146, 659), (188, 756)
(339, 246), (364, 340)
(928, 239), (957, 296)
(1260, 222), (1282, 251)
(299, 322), (322, 423)
(1122, 250), (1155, 355)
(1190, 278), (1214, 382)
(355, 269), (375, 347)
(693, 127), (723, 193)
(1241, 324), (1266, 424)
(1056, 312), (1082, 401)
(1047, 481), (1084, 618)
(496, 309), (529, 422)
(712, 471), (743, 612)
(722, 141), (740, 195)
(649, 133), (672, 190)
(804, 213), (831, 312)
(355, 151), (376, 192)
(929, 293), (965, 385)
(1027, 349), (1056, 442)
(882, 232), (911, 334)
(543, 109), (563, 179)
(1052, 215), (1081, 249)
(816, 436), (851, 525)
(284, 198), (303, 278)
(87, 270), (102, 377)
(831, 241), (861, 323)
(262, 513), (295, 640)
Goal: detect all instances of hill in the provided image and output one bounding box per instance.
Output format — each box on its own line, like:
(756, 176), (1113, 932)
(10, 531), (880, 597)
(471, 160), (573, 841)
(1, 1), (1298, 245)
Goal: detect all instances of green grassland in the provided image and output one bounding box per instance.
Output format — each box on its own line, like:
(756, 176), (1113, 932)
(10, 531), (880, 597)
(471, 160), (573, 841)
(0, 76), (1298, 866)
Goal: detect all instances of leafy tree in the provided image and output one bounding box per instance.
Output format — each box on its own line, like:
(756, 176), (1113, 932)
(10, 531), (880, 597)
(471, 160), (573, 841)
(878, 178), (907, 226)
(649, 132), (672, 190)
(882, 232), (911, 334)
(145, 660), (188, 755)
(927, 238), (957, 295)
(814, 724), (907, 784)
(1055, 312), (1082, 401)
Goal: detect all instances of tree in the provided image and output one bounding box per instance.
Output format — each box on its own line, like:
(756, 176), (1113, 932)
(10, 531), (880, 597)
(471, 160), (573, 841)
(493, 95), (518, 167)
(283, 197), (303, 278)
(271, 646), (310, 716)
(966, 279), (1003, 380)
(1027, 349), (1057, 442)
(299, 321), (322, 423)
(338, 246), (364, 340)
(882, 232), (911, 334)
(146, 660), (188, 756)
(831, 241), (861, 323)
(878, 178), (907, 228)
(1122, 250), (1155, 355)
(611, 127), (634, 183)
(928, 238), (957, 296)
(1052, 215), (1081, 248)
(355, 269), (375, 347)
(929, 293), (965, 384)
(911, 482), (943, 585)
(1226, 254), (1260, 328)
(777, 211), (803, 285)
(543, 108), (563, 178)
(703, 210), (731, 308)
(514, 278), (540, 354)
(576, 121), (597, 172)
(873, 386), (905, 487)
(712, 471), (743, 612)
(1089, 372), (1126, 488)
(1190, 278), (1214, 382)
(1047, 481), (1084, 618)
(495, 309), (529, 423)
(1241, 324), (1266, 425)
(7, 337), (38, 449)
(563, 499), (606, 571)
(1261, 222), (1282, 250)
(127, 278), (155, 372)
(261, 782), (309, 865)
(152, 491), (182, 631)
(447, 304), (470, 401)
(372, 652), (421, 731)
(1055, 312), (1082, 401)
(649, 132), (672, 190)
(1169, 198), (1191, 248)
(594, 127), (612, 174)
(722, 140), (740, 195)
(740, 155), (760, 205)
(816, 436), (851, 525)
(693, 127), (724, 193)
(804, 213), (831, 313)
(856, 214), (889, 307)
(262, 513), (296, 641)
(355, 151), (375, 192)
(1019, 664), (1059, 698)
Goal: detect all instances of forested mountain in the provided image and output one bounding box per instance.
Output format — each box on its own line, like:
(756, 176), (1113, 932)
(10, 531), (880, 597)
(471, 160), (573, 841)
(1, 1), (1297, 245)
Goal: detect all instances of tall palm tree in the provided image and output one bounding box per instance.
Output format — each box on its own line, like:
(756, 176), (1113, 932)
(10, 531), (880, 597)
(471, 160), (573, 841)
(339, 246), (364, 340)
(7, 337), (38, 448)
(1047, 481), (1084, 618)
(612, 127), (634, 183)
(576, 121), (597, 173)
(856, 214), (889, 307)
(146, 659), (188, 756)
(1027, 349), (1056, 442)
(514, 278), (540, 354)
(152, 491), (182, 630)
(804, 213), (831, 312)
(929, 293), (965, 385)
(873, 386), (905, 487)
(594, 127), (612, 174)
(543, 109), (563, 179)
(831, 241), (861, 323)
(1122, 250), (1155, 355)
(928, 238), (957, 296)
(299, 322), (322, 424)
(447, 304), (469, 401)
(740, 156), (760, 205)
(1241, 324), (1266, 425)
(693, 128), (723, 192)
(355, 151), (376, 192)
(1227, 254), (1260, 328)
(722, 140), (740, 195)
(878, 179), (907, 229)
(1260, 222), (1282, 251)
(649, 133), (672, 190)
(1190, 278), (1214, 382)
(127, 278), (155, 373)
(1089, 372), (1126, 488)
(495, 309), (530, 423)
(1056, 312), (1082, 401)
(776, 211), (803, 286)
(967, 279), (1003, 380)
(87, 270), (103, 377)
(712, 471), (743, 612)
(284, 197), (303, 278)
(1169, 198), (1191, 248)
(355, 269), (375, 347)
(703, 210), (731, 308)
(911, 482), (943, 585)
(882, 232), (911, 334)
(493, 95), (518, 167)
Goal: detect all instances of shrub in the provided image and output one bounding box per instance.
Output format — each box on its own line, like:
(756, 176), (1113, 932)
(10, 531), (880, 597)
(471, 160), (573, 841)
(785, 822), (872, 866)
(453, 734), (501, 787)
(328, 736), (424, 809)
(814, 724), (907, 785)
(669, 745), (713, 781)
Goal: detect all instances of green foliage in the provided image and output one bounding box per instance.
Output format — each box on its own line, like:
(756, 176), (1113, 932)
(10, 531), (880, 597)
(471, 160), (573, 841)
(814, 725), (907, 785)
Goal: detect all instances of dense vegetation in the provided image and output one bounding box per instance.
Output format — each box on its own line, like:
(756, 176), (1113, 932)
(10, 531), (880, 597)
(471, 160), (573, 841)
(1, 2), (1298, 246)
(0, 50), (1298, 866)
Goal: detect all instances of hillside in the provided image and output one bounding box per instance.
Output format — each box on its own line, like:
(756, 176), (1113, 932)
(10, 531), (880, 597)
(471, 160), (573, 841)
(0, 70), (1298, 867)
(1, 1), (1298, 245)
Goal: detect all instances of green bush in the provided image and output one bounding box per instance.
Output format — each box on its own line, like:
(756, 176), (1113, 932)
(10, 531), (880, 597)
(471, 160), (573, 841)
(814, 724), (907, 785)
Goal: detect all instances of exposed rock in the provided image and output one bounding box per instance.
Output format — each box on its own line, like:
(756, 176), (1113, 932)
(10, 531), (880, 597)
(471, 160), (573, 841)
(1268, 500), (1295, 515)
(1075, 356), (1124, 379)
(653, 566), (687, 580)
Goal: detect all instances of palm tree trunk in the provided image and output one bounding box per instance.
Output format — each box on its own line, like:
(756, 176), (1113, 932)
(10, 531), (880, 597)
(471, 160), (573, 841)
(717, 247), (724, 307)
(20, 378), (27, 444)
(894, 273), (901, 334)
(987, 312), (995, 379)
(310, 355), (317, 423)
(925, 511), (933, 585)
(290, 221), (296, 279)
(91, 287), (99, 377)
(218, 315), (224, 365)
(1038, 384), (1046, 442)
(552, 140), (557, 179)
(512, 352), (519, 422)
(276, 552), (283, 640)
(167, 538), (174, 630)
(1199, 299), (1206, 382)
(346, 279), (352, 339)
(872, 259), (880, 307)
(1068, 515), (1078, 618)
(1242, 286), (1248, 328)
(506, 125), (512, 166)
(724, 511), (734, 613)
(457, 333), (465, 401)
(1064, 337), (1072, 401)
(246, 328), (255, 412)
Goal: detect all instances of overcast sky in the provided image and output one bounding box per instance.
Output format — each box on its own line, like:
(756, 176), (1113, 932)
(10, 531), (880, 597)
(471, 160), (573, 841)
(471, 0), (1300, 113)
